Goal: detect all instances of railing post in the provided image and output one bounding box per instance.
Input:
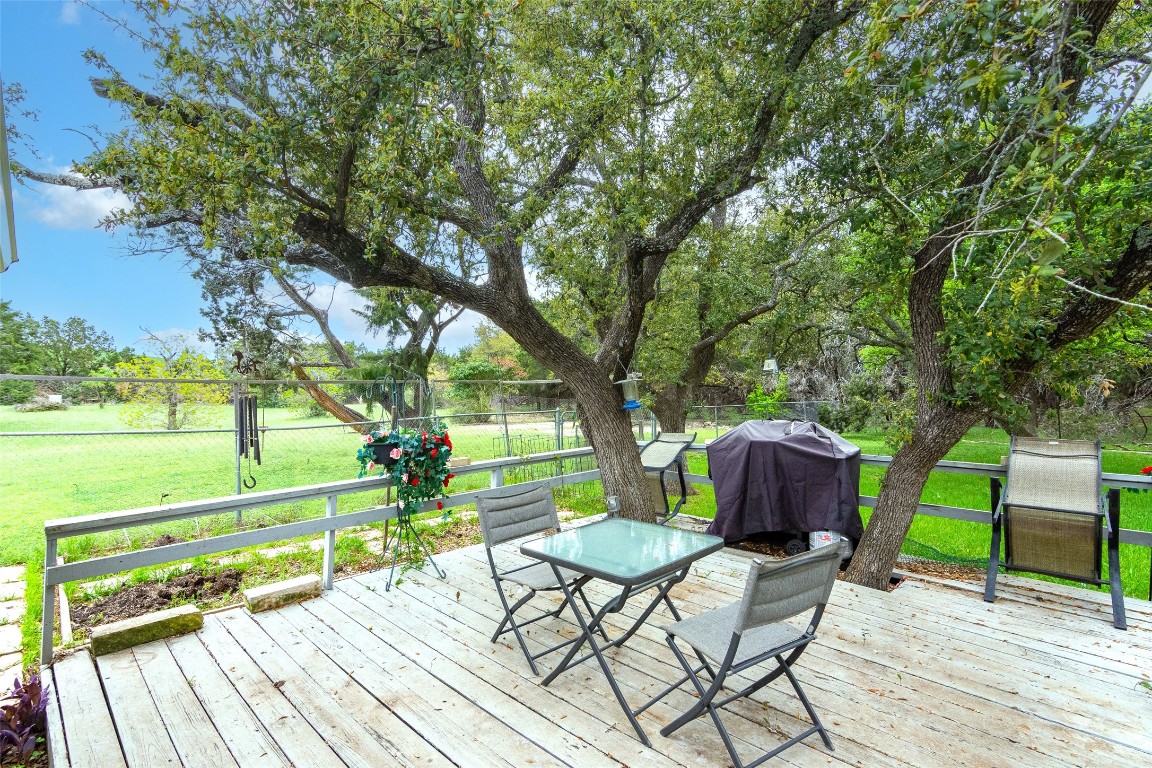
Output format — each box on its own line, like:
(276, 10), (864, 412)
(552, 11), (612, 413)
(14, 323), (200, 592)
(322, 495), (336, 590)
(491, 466), (504, 488)
(41, 536), (57, 665)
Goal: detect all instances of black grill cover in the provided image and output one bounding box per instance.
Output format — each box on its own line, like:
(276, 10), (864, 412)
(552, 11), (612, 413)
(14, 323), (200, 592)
(705, 420), (863, 543)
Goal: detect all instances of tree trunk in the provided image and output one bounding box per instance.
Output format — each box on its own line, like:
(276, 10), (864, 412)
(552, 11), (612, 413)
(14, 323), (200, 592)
(651, 384), (689, 433)
(576, 377), (655, 522)
(844, 406), (979, 589)
(290, 363), (371, 433)
(166, 385), (179, 431)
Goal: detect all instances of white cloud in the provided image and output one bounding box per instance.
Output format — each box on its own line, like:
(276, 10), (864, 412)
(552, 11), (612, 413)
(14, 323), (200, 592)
(59, 1), (81, 25)
(24, 184), (130, 230)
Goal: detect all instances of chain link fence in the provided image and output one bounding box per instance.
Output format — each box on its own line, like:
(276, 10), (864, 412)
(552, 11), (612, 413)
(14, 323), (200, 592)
(1, 374), (834, 554)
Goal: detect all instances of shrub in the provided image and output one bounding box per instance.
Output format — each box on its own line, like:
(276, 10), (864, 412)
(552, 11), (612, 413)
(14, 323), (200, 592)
(12, 396), (67, 412)
(0, 673), (49, 766)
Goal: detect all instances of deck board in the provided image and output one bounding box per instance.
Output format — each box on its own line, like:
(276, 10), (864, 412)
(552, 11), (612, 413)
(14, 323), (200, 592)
(48, 541), (1152, 768)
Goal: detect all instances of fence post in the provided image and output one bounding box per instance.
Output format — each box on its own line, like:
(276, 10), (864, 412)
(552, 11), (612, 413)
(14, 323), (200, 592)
(322, 495), (337, 590)
(555, 408), (562, 451)
(502, 411), (512, 457)
(714, 405), (720, 439)
(41, 537), (57, 664)
(651, 412), (658, 437)
(233, 382), (243, 525)
(491, 466), (504, 488)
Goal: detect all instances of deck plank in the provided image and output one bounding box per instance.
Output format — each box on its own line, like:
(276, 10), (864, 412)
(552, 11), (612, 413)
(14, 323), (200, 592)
(165, 631), (292, 768)
(323, 580), (688, 768)
(48, 539), (1152, 768)
(96, 649), (181, 766)
(213, 610), (441, 768)
(466, 544), (1152, 765)
(195, 617), (348, 768)
(240, 605), (482, 768)
(383, 554), (900, 768)
(129, 642), (240, 768)
(50, 653), (127, 768)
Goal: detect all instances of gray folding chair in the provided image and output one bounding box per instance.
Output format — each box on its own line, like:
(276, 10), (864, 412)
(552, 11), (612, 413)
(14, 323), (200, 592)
(475, 483), (606, 675)
(985, 437), (1125, 629)
(639, 544), (844, 768)
(640, 432), (696, 523)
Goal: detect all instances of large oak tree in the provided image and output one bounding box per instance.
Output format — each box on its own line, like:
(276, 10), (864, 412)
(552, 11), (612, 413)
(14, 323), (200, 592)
(55, 0), (862, 519)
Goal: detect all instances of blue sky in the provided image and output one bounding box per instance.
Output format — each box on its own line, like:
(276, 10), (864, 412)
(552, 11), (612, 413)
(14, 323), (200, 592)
(0, 0), (479, 354)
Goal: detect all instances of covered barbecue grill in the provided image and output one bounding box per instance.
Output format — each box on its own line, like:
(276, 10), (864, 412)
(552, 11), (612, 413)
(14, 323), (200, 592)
(705, 420), (863, 545)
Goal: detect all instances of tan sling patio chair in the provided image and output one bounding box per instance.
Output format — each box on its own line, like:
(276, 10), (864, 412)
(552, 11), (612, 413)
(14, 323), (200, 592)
(640, 432), (697, 524)
(984, 437), (1125, 629)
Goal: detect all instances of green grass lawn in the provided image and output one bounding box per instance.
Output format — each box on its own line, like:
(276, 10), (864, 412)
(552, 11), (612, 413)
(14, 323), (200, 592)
(2, 408), (1149, 669)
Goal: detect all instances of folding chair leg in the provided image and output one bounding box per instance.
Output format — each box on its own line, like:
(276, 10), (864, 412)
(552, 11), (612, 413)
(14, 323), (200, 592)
(778, 654), (833, 750)
(659, 637), (730, 737)
(1106, 489), (1127, 630)
(985, 516), (1002, 603)
(492, 587), (543, 675)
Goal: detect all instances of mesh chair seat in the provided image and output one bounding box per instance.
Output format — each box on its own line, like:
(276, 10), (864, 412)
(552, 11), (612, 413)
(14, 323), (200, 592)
(500, 561), (586, 592)
(985, 436), (1125, 630)
(664, 603), (806, 667)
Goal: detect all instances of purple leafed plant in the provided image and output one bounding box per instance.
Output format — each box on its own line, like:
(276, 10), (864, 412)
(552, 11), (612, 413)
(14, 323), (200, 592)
(0, 673), (49, 766)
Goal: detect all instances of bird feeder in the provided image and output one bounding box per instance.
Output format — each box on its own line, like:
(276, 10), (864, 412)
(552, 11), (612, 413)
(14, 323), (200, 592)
(615, 373), (643, 411)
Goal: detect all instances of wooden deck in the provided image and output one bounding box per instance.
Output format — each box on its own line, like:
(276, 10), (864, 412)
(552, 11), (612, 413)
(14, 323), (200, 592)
(46, 541), (1152, 768)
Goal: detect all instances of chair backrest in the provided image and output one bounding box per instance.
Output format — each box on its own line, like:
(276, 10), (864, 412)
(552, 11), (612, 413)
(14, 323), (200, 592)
(640, 432), (697, 471)
(1003, 437), (1101, 515)
(1002, 437), (1103, 580)
(475, 483), (561, 548)
(734, 544), (844, 633)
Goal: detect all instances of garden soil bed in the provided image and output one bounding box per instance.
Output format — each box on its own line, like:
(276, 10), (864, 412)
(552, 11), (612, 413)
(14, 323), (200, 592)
(72, 568), (243, 627)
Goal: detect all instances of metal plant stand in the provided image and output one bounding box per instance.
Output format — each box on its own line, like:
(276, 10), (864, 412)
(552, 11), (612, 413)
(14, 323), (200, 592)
(380, 510), (445, 591)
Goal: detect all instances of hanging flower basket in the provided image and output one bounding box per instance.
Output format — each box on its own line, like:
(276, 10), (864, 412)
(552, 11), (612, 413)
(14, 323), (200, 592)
(357, 423), (455, 516)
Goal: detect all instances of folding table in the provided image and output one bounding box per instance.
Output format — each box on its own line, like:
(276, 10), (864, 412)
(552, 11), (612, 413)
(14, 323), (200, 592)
(520, 518), (724, 744)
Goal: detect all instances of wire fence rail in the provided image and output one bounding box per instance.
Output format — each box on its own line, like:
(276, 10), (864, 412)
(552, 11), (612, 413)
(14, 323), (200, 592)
(3, 374), (825, 524)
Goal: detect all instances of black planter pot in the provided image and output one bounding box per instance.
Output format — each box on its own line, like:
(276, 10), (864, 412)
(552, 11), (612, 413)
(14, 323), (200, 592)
(371, 440), (402, 467)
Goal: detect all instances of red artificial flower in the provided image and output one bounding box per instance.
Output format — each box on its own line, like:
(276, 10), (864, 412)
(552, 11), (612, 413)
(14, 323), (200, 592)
(436, 501), (443, 510)
(1142, 466), (1152, 476)
(422, 431), (428, 441)
(443, 477), (451, 488)
(430, 448), (438, 457)
(447, 473), (455, 480)
(411, 477), (421, 486)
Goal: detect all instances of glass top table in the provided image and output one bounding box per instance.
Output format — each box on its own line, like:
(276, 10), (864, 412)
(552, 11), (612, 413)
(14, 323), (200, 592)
(520, 517), (724, 745)
(521, 518), (724, 584)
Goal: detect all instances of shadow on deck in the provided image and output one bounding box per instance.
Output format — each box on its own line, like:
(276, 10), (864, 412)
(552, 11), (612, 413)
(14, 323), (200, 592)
(45, 541), (1152, 768)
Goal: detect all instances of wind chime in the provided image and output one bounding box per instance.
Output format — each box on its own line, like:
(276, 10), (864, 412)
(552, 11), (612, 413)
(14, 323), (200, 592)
(233, 350), (263, 490)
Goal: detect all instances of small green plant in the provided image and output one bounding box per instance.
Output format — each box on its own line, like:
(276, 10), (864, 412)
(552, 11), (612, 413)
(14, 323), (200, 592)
(745, 375), (789, 419)
(0, 673), (48, 766)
